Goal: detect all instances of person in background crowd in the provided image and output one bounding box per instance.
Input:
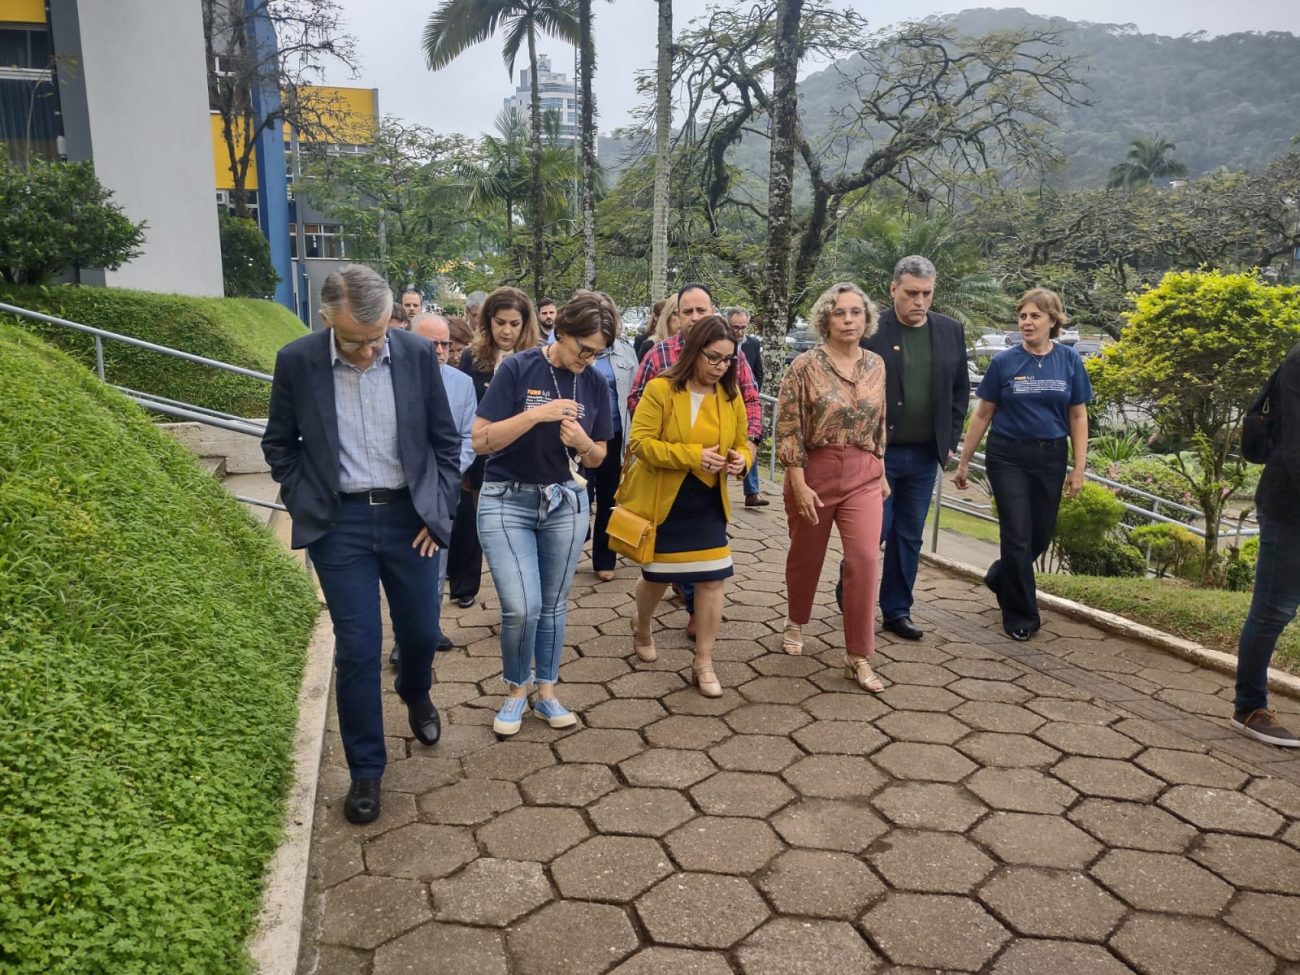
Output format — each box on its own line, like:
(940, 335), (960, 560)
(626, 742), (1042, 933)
(635, 298), (668, 362)
(262, 264), (459, 824)
(537, 297), (558, 341)
(395, 312), (478, 665)
(776, 282), (889, 692)
(727, 305), (770, 508)
(447, 287), (540, 610)
(473, 291), (617, 736)
(637, 293), (680, 363)
(861, 255), (969, 640)
(955, 288), (1091, 642)
(1231, 340), (1300, 747)
(588, 309), (639, 581)
(389, 303), (410, 330)
(626, 315), (751, 697)
(628, 283), (764, 639)
(447, 316), (473, 366)
(400, 288), (423, 320)
(464, 290), (488, 328)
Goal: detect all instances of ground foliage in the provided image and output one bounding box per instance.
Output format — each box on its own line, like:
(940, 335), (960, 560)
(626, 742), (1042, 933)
(0, 326), (319, 973)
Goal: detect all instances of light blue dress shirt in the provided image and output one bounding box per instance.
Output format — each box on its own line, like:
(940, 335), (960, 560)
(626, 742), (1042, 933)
(441, 363), (478, 474)
(330, 334), (405, 492)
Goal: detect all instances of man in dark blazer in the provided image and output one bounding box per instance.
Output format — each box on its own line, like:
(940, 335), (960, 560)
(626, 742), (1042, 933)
(1233, 341), (1300, 747)
(728, 306), (770, 507)
(263, 264), (461, 824)
(855, 255), (969, 639)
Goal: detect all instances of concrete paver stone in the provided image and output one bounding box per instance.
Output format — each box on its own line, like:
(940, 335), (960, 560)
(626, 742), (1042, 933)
(427, 858), (553, 926)
(636, 873), (770, 949)
(736, 917), (882, 975)
(755, 848), (885, 918)
(978, 867), (1126, 941)
(1110, 913), (1276, 975)
(551, 834), (674, 902)
(665, 816), (784, 875)
(860, 892), (1010, 970)
(506, 900), (639, 975)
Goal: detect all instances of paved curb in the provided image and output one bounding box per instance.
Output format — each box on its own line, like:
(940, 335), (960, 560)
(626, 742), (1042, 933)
(921, 550), (1300, 702)
(248, 607), (334, 975)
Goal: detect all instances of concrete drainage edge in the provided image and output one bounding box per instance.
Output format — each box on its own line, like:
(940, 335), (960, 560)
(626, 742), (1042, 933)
(248, 606), (334, 975)
(920, 550), (1300, 702)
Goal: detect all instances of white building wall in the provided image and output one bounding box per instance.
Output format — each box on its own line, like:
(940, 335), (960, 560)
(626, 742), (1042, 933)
(66, 0), (223, 296)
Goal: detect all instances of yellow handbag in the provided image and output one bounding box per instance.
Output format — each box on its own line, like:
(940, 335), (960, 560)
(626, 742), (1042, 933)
(607, 438), (663, 564)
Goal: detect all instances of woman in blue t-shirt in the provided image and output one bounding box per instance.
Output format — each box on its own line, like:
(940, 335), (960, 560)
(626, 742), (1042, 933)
(954, 289), (1092, 641)
(471, 291), (618, 737)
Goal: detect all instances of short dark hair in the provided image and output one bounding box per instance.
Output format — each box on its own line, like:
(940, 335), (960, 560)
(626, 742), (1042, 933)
(400, 287), (422, 301)
(537, 297), (557, 310)
(660, 314), (739, 400)
(555, 290), (618, 346)
(677, 281), (713, 303)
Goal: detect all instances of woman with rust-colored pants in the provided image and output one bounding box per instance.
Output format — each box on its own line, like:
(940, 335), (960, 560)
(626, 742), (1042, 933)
(775, 282), (889, 692)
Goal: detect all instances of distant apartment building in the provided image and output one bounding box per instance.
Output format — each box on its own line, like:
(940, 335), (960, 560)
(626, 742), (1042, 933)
(0, 0), (222, 296)
(503, 53), (578, 145)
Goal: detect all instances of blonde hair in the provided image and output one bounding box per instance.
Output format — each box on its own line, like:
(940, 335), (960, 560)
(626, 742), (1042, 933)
(809, 282), (878, 341)
(651, 293), (680, 344)
(1017, 288), (1071, 338)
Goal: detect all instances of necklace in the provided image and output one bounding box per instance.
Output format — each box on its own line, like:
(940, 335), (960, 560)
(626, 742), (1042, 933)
(543, 347), (587, 487)
(544, 345), (577, 405)
(1024, 343), (1052, 369)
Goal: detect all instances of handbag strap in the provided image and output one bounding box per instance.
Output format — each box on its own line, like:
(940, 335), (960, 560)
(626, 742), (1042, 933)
(615, 390), (669, 516)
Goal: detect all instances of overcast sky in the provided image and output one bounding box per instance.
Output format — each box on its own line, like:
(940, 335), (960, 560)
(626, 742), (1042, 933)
(323, 1), (1299, 139)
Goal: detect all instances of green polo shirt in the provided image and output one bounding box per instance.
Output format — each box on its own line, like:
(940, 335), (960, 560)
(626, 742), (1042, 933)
(892, 321), (935, 445)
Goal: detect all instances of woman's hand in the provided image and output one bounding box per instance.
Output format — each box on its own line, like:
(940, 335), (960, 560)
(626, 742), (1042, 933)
(700, 445), (726, 475)
(724, 448), (747, 476)
(793, 482), (824, 525)
(558, 417), (592, 452)
(954, 462), (970, 490)
(531, 397), (579, 423)
(1064, 467), (1085, 499)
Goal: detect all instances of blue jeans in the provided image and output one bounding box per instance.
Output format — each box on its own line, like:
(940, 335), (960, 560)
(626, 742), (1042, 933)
(478, 481), (588, 687)
(1236, 516), (1300, 712)
(743, 458), (761, 496)
(308, 494), (442, 779)
(879, 443), (940, 621)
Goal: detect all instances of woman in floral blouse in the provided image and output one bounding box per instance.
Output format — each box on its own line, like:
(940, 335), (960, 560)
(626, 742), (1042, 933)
(775, 282), (890, 692)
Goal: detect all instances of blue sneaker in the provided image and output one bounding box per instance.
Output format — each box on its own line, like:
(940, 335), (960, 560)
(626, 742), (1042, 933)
(493, 696), (528, 736)
(532, 696), (579, 729)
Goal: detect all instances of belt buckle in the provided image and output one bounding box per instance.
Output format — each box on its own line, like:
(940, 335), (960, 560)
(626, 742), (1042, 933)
(368, 489), (388, 506)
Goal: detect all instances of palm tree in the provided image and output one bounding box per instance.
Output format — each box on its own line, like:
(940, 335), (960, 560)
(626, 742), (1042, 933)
(649, 0), (672, 301)
(1108, 135), (1189, 189)
(423, 0), (579, 300)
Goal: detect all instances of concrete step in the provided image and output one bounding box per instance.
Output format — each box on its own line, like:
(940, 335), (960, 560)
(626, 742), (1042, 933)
(223, 471), (283, 528)
(198, 455), (227, 480)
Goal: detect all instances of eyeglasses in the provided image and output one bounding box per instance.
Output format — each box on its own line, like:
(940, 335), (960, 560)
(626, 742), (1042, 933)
(831, 307), (867, 319)
(335, 330), (388, 353)
(702, 351), (737, 366)
(430, 340), (452, 349)
(565, 334), (610, 361)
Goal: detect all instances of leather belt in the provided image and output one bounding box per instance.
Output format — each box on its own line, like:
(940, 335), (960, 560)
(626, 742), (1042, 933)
(339, 487), (409, 505)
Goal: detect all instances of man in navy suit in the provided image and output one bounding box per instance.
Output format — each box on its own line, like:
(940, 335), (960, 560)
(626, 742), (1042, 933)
(262, 264), (461, 824)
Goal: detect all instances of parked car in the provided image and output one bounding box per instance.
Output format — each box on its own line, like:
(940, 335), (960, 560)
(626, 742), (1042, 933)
(972, 331), (1010, 355)
(1058, 326), (1079, 345)
(784, 327), (818, 364)
(1074, 339), (1102, 359)
(968, 360), (984, 392)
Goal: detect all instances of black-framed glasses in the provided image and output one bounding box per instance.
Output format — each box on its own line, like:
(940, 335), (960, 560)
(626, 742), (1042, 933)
(702, 351), (737, 366)
(430, 339), (452, 349)
(565, 334), (610, 361)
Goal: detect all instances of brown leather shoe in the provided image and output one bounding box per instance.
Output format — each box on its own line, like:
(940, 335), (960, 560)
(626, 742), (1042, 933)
(745, 494), (771, 507)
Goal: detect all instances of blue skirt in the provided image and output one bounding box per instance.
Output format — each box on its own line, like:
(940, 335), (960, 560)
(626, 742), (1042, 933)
(643, 474), (734, 583)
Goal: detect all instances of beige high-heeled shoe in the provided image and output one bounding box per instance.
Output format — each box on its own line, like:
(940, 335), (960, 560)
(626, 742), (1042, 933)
(691, 660), (723, 698)
(845, 654), (886, 693)
(781, 618), (804, 656)
(631, 618), (657, 662)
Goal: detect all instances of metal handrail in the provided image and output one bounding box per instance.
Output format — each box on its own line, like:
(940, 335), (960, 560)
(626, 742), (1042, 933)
(115, 386), (261, 426)
(0, 301), (274, 383)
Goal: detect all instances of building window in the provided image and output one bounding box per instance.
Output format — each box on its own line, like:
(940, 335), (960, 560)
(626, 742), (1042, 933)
(216, 189), (259, 222)
(0, 27), (52, 70)
(211, 53), (236, 78)
(289, 223), (349, 260)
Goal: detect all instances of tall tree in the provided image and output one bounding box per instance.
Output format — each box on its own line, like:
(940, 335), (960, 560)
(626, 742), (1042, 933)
(761, 0), (804, 389)
(202, 0), (358, 217)
(576, 0), (609, 289)
(1108, 135), (1188, 189)
(423, 0), (579, 301)
(649, 0), (672, 302)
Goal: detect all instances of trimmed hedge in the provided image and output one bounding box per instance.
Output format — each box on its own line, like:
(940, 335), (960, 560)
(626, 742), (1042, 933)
(0, 325), (319, 974)
(0, 283), (305, 417)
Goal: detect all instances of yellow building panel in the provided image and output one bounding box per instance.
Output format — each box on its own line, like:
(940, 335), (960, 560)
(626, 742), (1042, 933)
(0, 0), (47, 24)
(290, 85), (378, 145)
(210, 113), (258, 192)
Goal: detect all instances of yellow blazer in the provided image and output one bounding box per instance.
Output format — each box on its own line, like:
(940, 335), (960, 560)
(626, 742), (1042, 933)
(622, 376), (753, 526)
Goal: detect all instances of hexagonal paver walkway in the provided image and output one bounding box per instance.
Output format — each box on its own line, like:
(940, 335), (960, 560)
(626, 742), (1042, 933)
(295, 485), (1300, 974)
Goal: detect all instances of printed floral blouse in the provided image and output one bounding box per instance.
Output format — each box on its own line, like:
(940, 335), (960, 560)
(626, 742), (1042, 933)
(775, 346), (887, 468)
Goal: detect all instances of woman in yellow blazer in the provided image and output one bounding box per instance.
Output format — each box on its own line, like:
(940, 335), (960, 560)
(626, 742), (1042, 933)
(624, 315), (752, 697)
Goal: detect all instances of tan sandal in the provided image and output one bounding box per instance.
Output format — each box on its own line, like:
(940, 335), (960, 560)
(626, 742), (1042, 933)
(781, 619), (804, 656)
(692, 660), (723, 698)
(845, 654), (886, 693)
(631, 618), (657, 662)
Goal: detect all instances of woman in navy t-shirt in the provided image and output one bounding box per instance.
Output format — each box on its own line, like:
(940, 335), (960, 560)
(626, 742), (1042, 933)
(471, 291), (618, 737)
(954, 289), (1093, 641)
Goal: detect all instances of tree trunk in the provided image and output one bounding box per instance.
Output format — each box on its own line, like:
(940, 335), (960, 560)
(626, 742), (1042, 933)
(527, 29), (545, 301)
(578, 0), (597, 289)
(759, 0), (804, 396)
(650, 0), (672, 302)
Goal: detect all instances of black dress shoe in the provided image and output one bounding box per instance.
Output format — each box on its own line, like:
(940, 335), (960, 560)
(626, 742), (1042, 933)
(454, 595), (476, 609)
(344, 778), (381, 824)
(389, 643), (401, 667)
(437, 634), (452, 652)
(883, 616), (924, 640)
(407, 694), (442, 746)
(1007, 628), (1032, 642)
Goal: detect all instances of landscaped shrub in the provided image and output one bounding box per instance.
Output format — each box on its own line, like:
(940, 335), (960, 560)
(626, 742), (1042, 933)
(1129, 523), (1203, 579)
(1052, 482), (1125, 571)
(220, 213), (279, 299)
(1224, 545), (1256, 592)
(0, 283), (305, 417)
(0, 325), (319, 974)
(1064, 538), (1147, 578)
(1092, 457), (1198, 524)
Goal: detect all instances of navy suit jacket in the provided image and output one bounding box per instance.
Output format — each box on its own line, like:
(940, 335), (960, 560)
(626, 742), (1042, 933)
(262, 328), (461, 549)
(865, 307), (970, 464)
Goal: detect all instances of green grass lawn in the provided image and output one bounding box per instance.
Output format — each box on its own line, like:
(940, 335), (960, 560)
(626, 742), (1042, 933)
(928, 506), (1000, 544)
(0, 325), (319, 974)
(1037, 573), (1299, 673)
